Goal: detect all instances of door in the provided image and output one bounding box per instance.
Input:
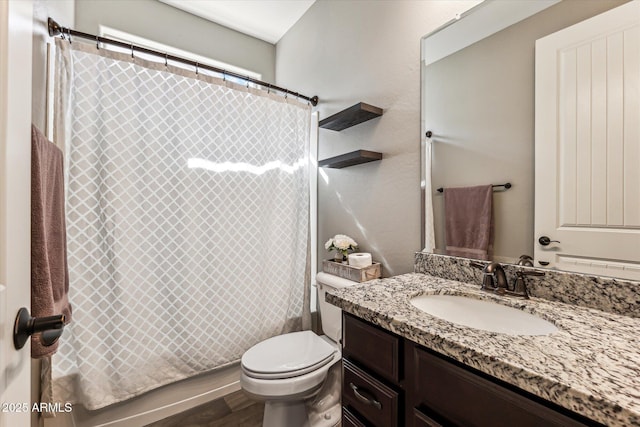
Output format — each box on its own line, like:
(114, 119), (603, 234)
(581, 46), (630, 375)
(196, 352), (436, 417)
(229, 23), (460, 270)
(535, 1), (640, 280)
(0, 1), (33, 426)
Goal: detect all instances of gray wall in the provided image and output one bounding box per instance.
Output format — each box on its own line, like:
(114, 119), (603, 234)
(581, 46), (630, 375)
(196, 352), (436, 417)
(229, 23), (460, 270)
(426, 0), (628, 261)
(276, 0), (480, 276)
(75, 0), (276, 82)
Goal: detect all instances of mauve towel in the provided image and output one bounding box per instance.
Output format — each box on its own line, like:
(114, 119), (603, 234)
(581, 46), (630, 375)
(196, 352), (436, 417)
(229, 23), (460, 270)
(444, 185), (494, 260)
(31, 125), (72, 358)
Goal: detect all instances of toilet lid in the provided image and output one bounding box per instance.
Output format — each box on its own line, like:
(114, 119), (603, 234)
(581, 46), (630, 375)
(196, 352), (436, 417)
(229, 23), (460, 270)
(242, 331), (337, 379)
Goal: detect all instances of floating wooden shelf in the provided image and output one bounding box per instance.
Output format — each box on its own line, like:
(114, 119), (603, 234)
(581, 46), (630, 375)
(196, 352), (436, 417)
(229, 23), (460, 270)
(319, 150), (383, 169)
(319, 102), (383, 131)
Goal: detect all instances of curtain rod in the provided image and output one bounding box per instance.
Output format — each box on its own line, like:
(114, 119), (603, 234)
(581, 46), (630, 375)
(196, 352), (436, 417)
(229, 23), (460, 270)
(47, 18), (319, 107)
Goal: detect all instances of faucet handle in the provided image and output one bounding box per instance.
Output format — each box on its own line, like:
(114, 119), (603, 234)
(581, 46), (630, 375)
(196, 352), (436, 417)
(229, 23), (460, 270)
(517, 255), (534, 267)
(518, 269), (545, 277)
(510, 269), (545, 298)
(469, 261), (486, 270)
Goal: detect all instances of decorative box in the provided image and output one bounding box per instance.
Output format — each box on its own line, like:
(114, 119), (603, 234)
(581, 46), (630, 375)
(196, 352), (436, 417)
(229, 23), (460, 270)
(322, 260), (382, 283)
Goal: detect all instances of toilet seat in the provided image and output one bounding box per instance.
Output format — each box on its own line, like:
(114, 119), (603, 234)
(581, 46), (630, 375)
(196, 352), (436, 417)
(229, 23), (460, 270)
(241, 349), (341, 400)
(242, 331), (337, 380)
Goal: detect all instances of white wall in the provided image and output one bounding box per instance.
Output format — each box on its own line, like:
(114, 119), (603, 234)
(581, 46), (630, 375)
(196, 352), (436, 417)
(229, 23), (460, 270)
(74, 0), (276, 83)
(276, 0), (479, 276)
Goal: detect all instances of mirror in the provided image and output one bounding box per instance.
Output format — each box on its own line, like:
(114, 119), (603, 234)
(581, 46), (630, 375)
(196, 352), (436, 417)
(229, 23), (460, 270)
(420, 0), (634, 274)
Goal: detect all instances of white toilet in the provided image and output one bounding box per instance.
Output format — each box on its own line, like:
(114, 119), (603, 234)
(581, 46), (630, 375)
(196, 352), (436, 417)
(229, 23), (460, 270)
(240, 272), (357, 427)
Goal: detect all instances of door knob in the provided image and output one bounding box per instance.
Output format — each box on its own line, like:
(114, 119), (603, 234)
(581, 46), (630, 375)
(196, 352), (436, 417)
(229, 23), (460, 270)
(538, 236), (560, 246)
(13, 307), (65, 350)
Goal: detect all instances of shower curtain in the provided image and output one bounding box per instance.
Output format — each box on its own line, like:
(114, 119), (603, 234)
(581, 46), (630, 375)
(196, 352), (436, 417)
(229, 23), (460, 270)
(52, 40), (312, 410)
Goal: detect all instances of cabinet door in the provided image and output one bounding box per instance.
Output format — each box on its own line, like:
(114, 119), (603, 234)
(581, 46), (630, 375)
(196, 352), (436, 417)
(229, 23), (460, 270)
(413, 347), (591, 427)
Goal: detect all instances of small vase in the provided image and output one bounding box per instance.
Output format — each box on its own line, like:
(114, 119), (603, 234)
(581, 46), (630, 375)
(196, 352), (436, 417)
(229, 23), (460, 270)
(334, 251), (347, 264)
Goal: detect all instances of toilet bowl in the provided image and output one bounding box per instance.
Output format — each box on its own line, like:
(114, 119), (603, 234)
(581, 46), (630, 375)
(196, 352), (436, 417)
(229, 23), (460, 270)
(240, 272), (357, 427)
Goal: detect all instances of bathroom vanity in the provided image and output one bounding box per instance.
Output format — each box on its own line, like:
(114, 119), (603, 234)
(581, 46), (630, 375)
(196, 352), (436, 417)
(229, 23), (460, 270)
(328, 254), (640, 427)
(342, 313), (595, 427)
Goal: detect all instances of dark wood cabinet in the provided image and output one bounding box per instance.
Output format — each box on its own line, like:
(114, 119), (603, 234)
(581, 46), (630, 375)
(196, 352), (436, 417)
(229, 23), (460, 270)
(343, 359), (399, 427)
(342, 313), (405, 426)
(342, 313), (602, 427)
(343, 407), (368, 427)
(413, 408), (444, 427)
(343, 313), (400, 383)
(411, 347), (592, 427)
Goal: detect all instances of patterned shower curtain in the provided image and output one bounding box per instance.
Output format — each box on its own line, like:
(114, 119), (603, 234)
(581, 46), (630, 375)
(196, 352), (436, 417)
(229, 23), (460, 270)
(52, 40), (311, 410)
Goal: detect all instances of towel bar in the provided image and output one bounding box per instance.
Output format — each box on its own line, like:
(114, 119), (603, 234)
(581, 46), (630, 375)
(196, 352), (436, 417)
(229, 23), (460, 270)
(436, 183), (511, 193)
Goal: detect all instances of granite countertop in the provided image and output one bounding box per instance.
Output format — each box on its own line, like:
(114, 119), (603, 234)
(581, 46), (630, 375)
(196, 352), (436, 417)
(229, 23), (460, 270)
(326, 273), (640, 427)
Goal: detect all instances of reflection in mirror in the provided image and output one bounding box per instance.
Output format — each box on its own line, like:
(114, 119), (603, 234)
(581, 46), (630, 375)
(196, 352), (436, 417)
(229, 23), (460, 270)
(420, 0), (636, 278)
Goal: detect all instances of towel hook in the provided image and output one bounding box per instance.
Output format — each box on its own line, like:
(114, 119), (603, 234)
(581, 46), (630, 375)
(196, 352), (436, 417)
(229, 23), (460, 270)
(13, 307), (66, 350)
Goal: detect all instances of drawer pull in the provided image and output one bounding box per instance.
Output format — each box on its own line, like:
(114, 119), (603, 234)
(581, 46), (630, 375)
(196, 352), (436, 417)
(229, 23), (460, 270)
(349, 382), (382, 410)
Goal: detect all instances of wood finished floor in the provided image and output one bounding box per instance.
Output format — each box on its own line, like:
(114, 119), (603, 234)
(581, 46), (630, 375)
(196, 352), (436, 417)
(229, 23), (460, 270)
(145, 390), (264, 427)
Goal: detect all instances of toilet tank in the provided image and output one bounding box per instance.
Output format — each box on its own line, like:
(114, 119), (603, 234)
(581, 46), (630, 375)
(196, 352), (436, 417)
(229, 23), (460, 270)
(316, 272), (357, 343)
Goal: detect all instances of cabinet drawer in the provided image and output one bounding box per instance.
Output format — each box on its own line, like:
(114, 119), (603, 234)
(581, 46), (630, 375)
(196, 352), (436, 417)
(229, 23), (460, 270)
(343, 359), (399, 427)
(343, 313), (400, 382)
(413, 407), (444, 427)
(343, 406), (368, 427)
(413, 347), (590, 427)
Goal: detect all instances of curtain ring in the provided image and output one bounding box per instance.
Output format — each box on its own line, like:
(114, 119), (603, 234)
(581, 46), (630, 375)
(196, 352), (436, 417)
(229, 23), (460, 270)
(267, 84), (271, 94)
(195, 62), (199, 75)
(130, 43), (134, 59)
(96, 35), (100, 50)
(67, 28), (72, 44)
(164, 53), (168, 67)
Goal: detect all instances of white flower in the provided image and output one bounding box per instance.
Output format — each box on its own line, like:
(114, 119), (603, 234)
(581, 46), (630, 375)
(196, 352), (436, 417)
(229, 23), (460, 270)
(325, 234), (358, 252)
(324, 238), (334, 250)
(333, 235), (355, 250)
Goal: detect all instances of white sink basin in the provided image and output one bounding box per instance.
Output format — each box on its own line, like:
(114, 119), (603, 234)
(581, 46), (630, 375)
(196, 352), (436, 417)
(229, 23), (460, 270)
(410, 294), (558, 336)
